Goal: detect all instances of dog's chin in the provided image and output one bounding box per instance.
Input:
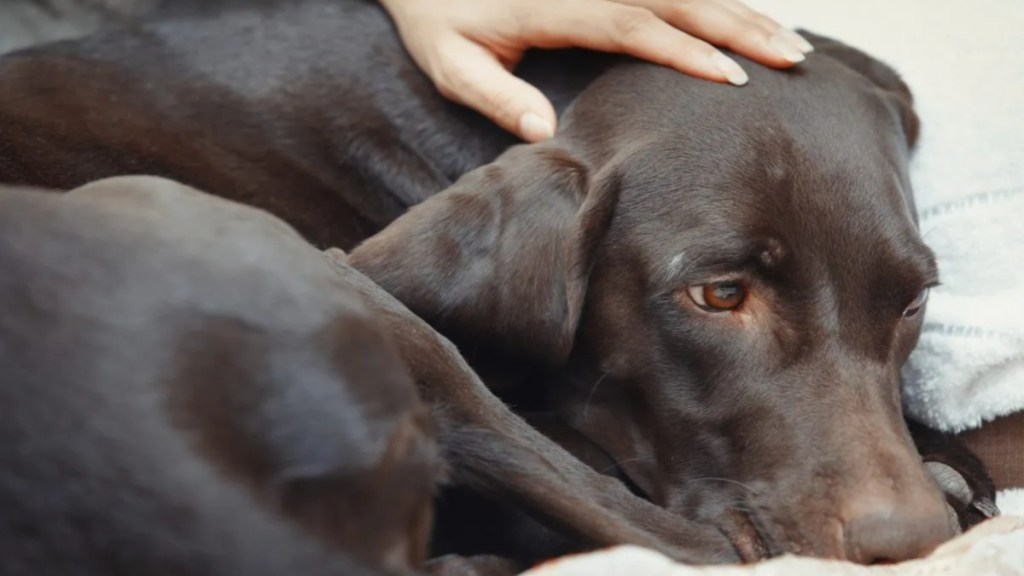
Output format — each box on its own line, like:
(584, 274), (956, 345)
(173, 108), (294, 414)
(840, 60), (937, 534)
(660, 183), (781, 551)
(687, 497), (810, 562)
(661, 488), (772, 562)
(713, 509), (772, 563)
(720, 504), (856, 562)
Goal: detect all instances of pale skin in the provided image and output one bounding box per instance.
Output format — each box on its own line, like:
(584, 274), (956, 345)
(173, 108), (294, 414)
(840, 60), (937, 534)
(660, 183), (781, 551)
(378, 0), (813, 142)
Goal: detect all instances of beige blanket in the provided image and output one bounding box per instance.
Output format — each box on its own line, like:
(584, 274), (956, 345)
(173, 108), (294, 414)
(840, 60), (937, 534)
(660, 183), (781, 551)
(523, 516), (1024, 576)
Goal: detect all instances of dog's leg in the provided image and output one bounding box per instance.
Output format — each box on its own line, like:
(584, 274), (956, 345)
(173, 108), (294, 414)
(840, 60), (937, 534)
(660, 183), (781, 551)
(425, 555), (523, 576)
(322, 250), (738, 565)
(908, 419), (999, 531)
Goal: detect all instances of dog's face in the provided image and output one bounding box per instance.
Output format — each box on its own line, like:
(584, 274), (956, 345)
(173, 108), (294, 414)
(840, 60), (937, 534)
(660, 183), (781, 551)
(557, 52), (949, 561)
(351, 34), (951, 563)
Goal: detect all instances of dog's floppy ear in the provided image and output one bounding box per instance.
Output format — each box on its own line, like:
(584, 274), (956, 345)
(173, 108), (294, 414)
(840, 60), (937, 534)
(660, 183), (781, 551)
(799, 29), (920, 147)
(350, 142), (618, 365)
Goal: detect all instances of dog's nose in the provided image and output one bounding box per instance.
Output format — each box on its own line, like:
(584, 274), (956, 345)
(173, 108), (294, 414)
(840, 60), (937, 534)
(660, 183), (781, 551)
(841, 495), (954, 564)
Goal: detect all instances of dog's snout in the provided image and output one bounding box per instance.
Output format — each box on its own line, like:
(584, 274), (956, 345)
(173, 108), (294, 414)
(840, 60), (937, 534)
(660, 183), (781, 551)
(841, 494), (953, 564)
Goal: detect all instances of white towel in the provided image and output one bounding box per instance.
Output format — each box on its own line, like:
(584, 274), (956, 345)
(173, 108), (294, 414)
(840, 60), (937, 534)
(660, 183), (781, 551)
(742, 0), (1024, 432)
(520, 516), (1024, 576)
(902, 192), (1024, 431)
(1000, 489), (1024, 516)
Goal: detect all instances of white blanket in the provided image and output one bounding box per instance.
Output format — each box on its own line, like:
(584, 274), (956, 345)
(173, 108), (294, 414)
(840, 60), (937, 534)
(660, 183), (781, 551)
(519, 494), (1024, 576)
(522, 515), (1024, 576)
(741, 0), (1024, 432)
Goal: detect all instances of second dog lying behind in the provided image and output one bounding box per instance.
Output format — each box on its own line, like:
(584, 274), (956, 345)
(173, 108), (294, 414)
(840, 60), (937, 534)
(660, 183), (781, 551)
(0, 176), (738, 576)
(0, 176), (437, 576)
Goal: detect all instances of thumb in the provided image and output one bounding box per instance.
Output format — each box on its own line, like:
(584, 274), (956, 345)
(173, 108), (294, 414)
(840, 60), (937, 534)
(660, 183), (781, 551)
(430, 36), (557, 142)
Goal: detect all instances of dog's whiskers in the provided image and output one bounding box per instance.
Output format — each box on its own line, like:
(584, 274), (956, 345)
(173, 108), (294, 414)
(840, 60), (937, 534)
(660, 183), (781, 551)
(582, 372), (608, 424)
(599, 456), (644, 474)
(684, 476), (757, 494)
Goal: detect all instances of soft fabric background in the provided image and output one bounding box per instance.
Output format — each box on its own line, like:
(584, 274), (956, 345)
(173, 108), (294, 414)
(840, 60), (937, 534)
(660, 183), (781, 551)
(519, 495), (1024, 575)
(1001, 489), (1024, 515)
(521, 515), (1024, 576)
(743, 0), (1024, 433)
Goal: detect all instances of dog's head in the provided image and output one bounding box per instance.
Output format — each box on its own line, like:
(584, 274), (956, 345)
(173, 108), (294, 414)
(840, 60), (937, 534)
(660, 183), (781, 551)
(351, 34), (950, 562)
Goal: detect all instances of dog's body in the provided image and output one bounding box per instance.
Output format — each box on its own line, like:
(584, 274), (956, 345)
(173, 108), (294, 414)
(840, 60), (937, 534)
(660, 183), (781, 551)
(0, 176), (437, 576)
(0, 0), (528, 248)
(0, 0), (997, 570)
(1, 176), (745, 576)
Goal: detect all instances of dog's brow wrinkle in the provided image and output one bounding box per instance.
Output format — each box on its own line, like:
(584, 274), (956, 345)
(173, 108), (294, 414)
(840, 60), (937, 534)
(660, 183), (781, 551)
(896, 250), (939, 289)
(758, 238), (786, 268)
(582, 373), (608, 424)
(668, 253), (685, 274)
(684, 477), (757, 494)
(669, 240), (754, 281)
(600, 456), (644, 474)
(917, 255), (940, 286)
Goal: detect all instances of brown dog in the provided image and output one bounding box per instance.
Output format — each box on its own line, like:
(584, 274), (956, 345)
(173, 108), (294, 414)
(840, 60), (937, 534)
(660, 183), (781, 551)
(0, 176), (738, 575)
(0, 176), (438, 575)
(0, 0), (996, 566)
(346, 40), (996, 561)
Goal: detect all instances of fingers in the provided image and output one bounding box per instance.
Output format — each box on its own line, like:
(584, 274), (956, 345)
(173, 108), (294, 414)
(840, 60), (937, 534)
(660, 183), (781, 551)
(716, 0), (815, 56)
(518, 0), (751, 86)
(428, 35), (558, 142)
(385, 0), (817, 142)
(613, 0), (812, 69)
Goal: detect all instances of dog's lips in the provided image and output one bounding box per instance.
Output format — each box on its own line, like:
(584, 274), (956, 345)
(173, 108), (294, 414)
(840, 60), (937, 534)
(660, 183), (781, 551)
(717, 509), (771, 563)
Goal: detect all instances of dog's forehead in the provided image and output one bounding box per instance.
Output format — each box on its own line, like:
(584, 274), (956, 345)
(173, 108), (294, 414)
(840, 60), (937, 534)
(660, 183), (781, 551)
(603, 111), (924, 292)
(568, 51), (909, 162)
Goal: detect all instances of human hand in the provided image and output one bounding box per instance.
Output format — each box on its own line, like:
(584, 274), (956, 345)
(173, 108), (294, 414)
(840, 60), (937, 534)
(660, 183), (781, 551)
(379, 0), (813, 142)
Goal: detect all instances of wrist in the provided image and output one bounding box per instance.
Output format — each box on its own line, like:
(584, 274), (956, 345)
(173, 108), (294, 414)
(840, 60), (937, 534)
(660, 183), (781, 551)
(378, 0), (434, 30)
(378, 0), (428, 16)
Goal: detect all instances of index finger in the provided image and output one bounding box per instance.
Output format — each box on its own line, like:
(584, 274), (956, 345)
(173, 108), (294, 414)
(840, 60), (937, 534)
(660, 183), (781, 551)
(615, 0), (811, 68)
(512, 0), (750, 86)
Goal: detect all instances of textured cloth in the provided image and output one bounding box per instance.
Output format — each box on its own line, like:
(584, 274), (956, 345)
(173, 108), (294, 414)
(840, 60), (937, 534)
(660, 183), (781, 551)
(998, 489), (1024, 517)
(522, 515), (1024, 576)
(743, 0), (1024, 432)
(963, 412), (1024, 489)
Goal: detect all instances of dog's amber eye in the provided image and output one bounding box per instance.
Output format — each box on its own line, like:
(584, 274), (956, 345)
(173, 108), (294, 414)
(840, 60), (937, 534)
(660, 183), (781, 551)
(688, 281), (746, 312)
(903, 287), (930, 318)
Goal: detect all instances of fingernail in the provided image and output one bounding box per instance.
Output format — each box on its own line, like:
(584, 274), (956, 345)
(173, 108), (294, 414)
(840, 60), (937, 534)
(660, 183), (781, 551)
(770, 32), (806, 63)
(786, 29), (815, 53)
(519, 112), (554, 141)
(710, 53), (748, 86)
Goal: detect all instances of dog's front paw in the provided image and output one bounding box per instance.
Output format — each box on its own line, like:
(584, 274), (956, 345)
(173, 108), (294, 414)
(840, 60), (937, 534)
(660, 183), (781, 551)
(924, 460), (999, 532)
(908, 420), (999, 532)
(425, 554), (523, 576)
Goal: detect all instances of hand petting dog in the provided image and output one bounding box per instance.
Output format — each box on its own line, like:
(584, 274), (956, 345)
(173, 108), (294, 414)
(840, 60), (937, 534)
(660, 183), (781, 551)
(378, 0), (813, 141)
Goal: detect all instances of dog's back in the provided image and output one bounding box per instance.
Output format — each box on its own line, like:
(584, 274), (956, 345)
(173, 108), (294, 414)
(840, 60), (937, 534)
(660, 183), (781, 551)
(0, 0), (611, 249)
(0, 177), (438, 575)
(0, 1), (509, 248)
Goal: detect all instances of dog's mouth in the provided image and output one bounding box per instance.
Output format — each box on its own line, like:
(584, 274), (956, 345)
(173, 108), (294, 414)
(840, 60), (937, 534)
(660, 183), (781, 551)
(716, 509), (773, 563)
